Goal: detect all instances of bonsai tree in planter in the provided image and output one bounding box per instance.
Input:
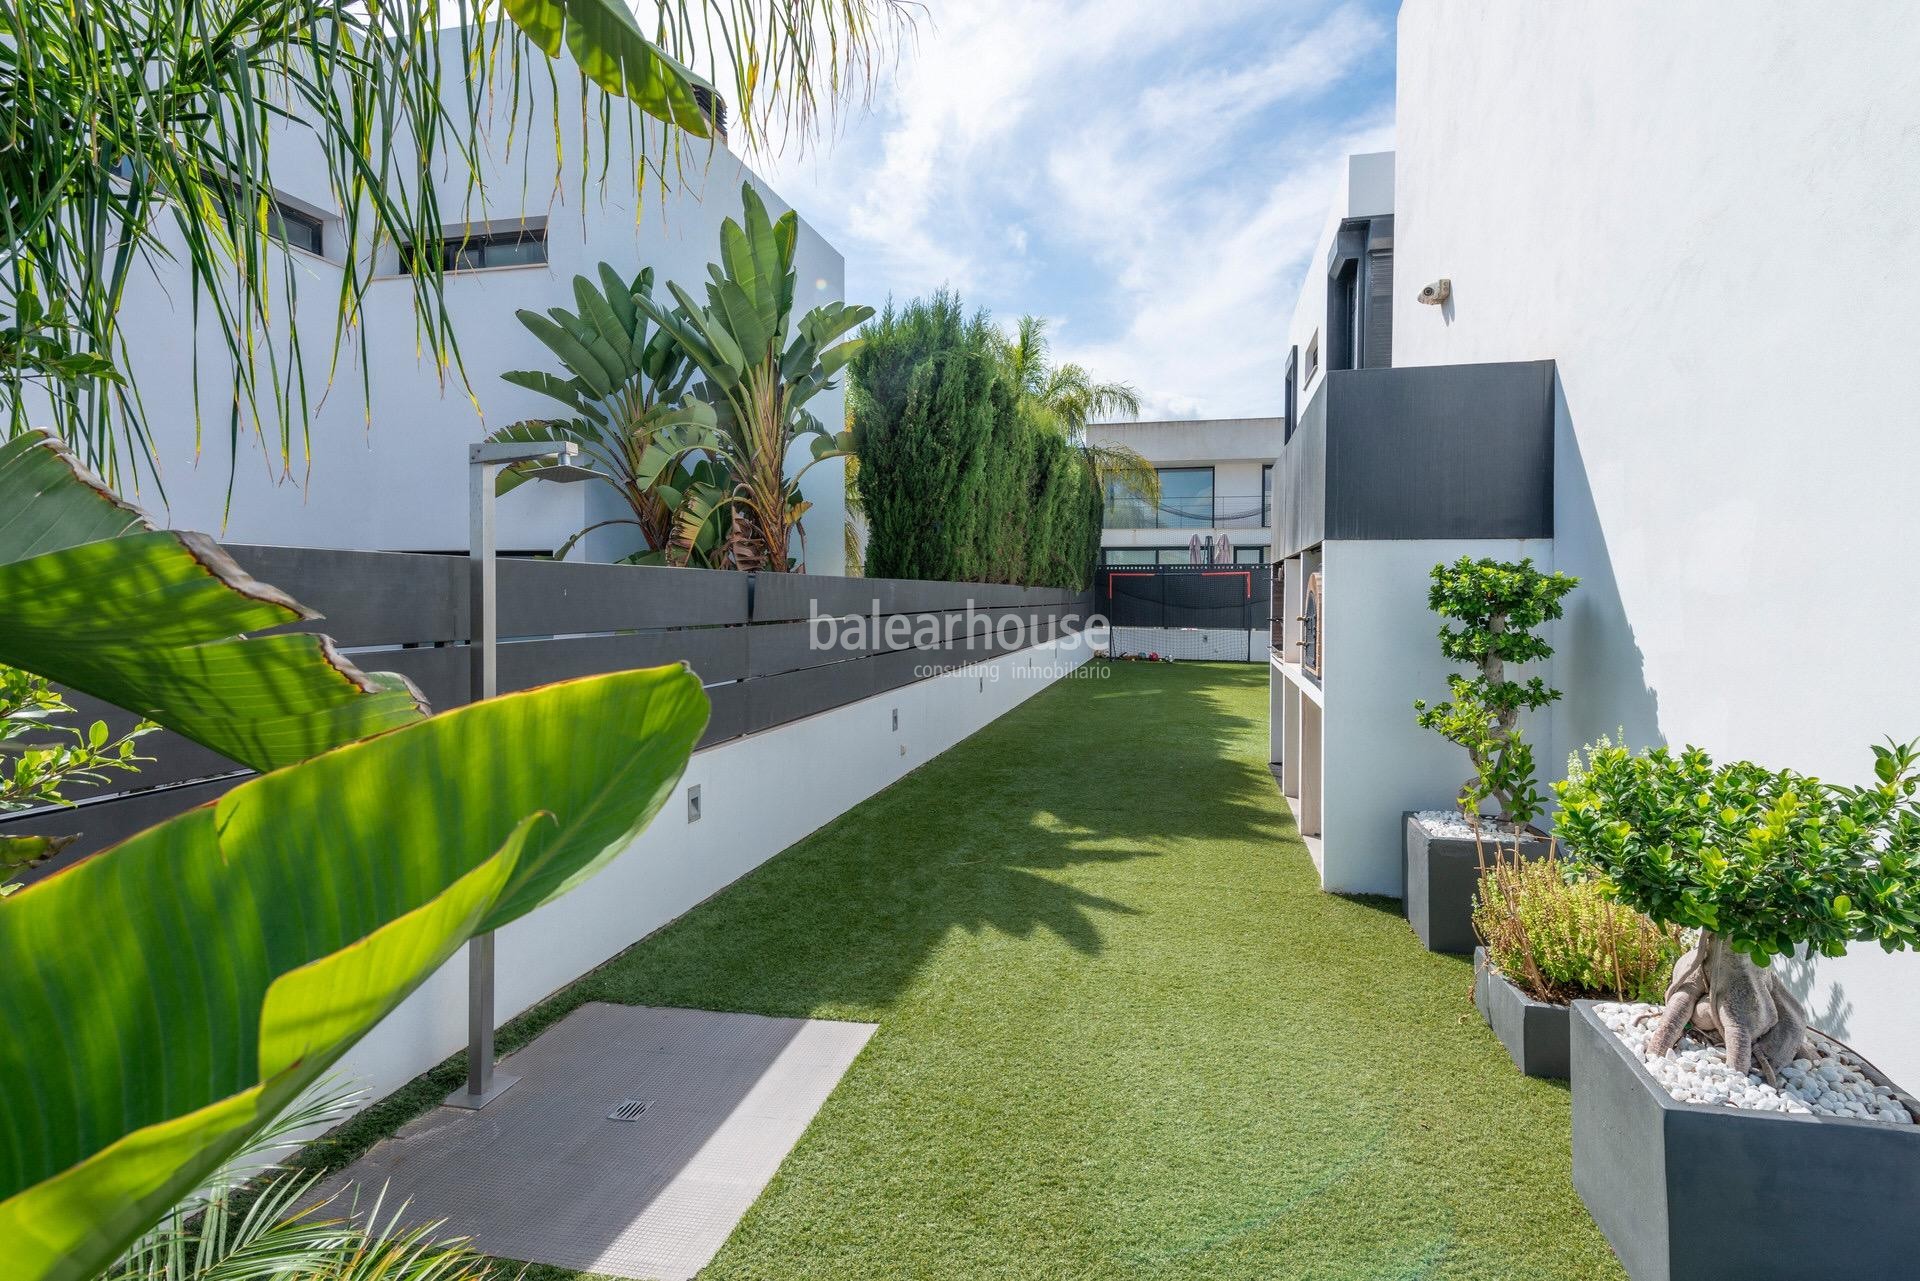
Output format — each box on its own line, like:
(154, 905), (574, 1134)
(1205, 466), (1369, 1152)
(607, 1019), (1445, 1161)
(1415, 556), (1578, 830)
(1556, 738), (1920, 1080)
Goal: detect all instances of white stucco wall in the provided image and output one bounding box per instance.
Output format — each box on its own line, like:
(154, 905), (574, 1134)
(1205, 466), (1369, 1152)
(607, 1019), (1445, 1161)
(76, 36), (848, 572)
(1394, 0), (1920, 1081)
(334, 632), (1092, 1107)
(1319, 537), (1557, 896)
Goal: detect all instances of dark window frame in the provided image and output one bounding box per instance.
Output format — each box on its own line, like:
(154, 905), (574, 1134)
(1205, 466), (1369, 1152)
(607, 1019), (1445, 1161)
(1325, 215), (1394, 372)
(401, 226), (548, 275)
(1282, 345), (1298, 441)
(269, 202), (325, 256)
(1154, 465), (1217, 528)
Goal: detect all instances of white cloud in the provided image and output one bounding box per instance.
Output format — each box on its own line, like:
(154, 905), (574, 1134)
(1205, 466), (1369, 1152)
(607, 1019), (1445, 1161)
(758, 1), (1397, 418)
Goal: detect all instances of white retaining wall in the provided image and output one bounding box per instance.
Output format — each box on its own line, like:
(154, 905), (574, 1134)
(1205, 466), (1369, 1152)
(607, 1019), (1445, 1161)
(330, 633), (1093, 1107)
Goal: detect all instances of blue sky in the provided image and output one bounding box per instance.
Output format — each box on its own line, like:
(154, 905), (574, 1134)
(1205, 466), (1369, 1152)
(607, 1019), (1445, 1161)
(760, 1), (1399, 421)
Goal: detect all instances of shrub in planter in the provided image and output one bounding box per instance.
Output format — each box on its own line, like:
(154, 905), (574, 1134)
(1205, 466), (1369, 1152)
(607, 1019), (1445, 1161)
(1403, 557), (1576, 952)
(1415, 556), (1578, 828)
(1473, 854), (1684, 1005)
(1556, 738), (1920, 1077)
(1469, 852), (1684, 1078)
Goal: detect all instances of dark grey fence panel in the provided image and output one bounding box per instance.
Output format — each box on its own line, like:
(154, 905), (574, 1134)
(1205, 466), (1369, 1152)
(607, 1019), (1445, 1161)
(11, 776), (245, 861)
(497, 559), (748, 636)
(2, 549), (1092, 870)
(231, 546), (465, 646)
(700, 682), (750, 747)
(497, 629), (749, 692)
(24, 693), (240, 801)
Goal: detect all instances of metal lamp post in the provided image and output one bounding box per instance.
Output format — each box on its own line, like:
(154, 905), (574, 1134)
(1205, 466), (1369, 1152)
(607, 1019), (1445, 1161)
(447, 439), (597, 1109)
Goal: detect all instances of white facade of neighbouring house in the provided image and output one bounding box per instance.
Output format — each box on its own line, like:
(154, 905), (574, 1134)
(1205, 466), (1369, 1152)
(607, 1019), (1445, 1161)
(1269, 1), (1920, 1087)
(1084, 417), (1279, 566)
(67, 35), (849, 573)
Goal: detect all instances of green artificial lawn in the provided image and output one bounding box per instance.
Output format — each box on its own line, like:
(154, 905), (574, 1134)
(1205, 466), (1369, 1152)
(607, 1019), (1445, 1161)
(309, 661), (1621, 1280)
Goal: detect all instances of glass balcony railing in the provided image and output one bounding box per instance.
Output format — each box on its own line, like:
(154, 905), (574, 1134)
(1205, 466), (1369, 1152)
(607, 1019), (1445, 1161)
(1102, 494), (1271, 530)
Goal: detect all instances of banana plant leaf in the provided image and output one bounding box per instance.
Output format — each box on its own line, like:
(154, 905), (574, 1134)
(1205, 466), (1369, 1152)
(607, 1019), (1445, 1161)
(503, 0), (714, 137)
(0, 432), (425, 773)
(0, 663), (708, 1281)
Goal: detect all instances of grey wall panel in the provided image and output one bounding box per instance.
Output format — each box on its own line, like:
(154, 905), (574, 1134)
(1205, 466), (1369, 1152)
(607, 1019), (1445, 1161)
(698, 682), (749, 747)
(496, 561), (748, 635)
(744, 656), (883, 733)
(0, 775), (247, 881)
(753, 573), (893, 622)
(230, 548), (753, 644)
(9, 551), (1085, 855)
(750, 573), (1055, 622)
(1324, 360), (1554, 542)
(229, 545), (465, 646)
(1276, 381), (1328, 559)
(497, 628), (748, 692)
(1270, 360), (1554, 556)
(16, 692), (241, 801)
(362, 646), (469, 712)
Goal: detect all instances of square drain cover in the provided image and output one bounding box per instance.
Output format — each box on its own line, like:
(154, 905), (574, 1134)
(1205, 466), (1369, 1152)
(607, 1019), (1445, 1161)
(607, 1098), (653, 1122)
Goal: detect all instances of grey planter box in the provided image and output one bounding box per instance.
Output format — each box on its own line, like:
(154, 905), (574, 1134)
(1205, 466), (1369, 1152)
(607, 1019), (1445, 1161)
(1571, 1001), (1920, 1280)
(1402, 811), (1551, 954)
(1473, 947), (1570, 1079)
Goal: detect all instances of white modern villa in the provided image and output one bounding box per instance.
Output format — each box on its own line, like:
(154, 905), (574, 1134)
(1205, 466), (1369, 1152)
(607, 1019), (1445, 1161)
(1083, 417), (1278, 566)
(80, 36), (851, 572)
(1265, 0), (1920, 1097)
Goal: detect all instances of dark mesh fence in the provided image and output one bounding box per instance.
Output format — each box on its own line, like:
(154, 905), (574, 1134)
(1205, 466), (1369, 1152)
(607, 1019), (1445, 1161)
(1096, 566), (1271, 661)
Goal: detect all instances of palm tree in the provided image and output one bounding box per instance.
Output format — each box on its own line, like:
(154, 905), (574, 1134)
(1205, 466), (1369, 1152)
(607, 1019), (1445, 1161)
(0, 0), (912, 489)
(995, 314), (1159, 504)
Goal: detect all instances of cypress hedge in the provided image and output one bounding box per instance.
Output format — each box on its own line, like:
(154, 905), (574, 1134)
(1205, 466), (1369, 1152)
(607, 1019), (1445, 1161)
(850, 292), (1101, 589)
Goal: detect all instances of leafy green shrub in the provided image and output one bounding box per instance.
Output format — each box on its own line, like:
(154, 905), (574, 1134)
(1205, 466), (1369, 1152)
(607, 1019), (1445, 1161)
(1473, 853), (1685, 1003)
(1555, 739), (1920, 966)
(1413, 557), (1577, 826)
(0, 664), (153, 877)
(849, 292), (1102, 589)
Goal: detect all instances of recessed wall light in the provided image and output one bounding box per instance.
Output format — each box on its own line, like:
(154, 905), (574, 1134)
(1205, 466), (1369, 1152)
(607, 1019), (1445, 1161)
(686, 784), (702, 823)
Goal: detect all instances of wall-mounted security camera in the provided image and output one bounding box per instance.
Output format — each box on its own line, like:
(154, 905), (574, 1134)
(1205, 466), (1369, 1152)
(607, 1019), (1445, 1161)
(1417, 278), (1452, 306)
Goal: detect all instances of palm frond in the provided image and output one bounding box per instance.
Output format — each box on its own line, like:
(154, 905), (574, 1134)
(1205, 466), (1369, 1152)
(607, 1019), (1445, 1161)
(0, 0), (913, 495)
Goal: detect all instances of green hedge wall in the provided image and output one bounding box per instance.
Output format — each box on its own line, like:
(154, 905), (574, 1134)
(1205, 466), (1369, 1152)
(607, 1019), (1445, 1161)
(850, 293), (1100, 589)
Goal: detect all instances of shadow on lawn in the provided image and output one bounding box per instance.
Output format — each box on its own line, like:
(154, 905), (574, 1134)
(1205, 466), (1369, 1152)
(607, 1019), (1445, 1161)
(300, 662), (1289, 1177)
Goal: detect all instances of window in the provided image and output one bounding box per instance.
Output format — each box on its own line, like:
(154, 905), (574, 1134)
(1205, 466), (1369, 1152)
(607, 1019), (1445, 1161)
(1103, 477), (1153, 530)
(1326, 215), (1393, 371)
(1262, 464), (1274, 528)
(1282, 346), (1298, 441)
(268, 202), (324, 256)
(212, 179), (327, 256)
(1303, 331), (1320, 386)
(1156, 467), (1215, 528)
(402, 226), (547, 274)
(1101, 548), (1194, 566)
(1329, 259), (1360, 372)
(1234, 547), (1267, 565)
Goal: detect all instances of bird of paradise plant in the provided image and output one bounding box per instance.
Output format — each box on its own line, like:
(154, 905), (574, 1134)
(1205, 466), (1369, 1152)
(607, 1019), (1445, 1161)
(636, 184), (874, 571)
(485, 265), (725, 564)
